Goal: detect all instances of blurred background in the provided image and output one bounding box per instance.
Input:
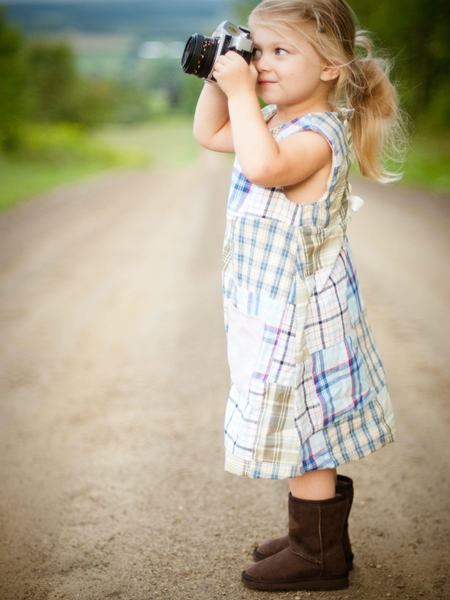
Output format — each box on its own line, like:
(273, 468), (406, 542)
(0, 0), (449, 211)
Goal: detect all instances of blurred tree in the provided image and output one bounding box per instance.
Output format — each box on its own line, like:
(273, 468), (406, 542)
(136, 53), (206, 116)
(26, 40), (151, 127)
(349, 0), (449, 129)
(107, 80), (152, 124)
(174, 74), (203, 115)
(0, 7), (31, 151)
(26, 41), (80, 122)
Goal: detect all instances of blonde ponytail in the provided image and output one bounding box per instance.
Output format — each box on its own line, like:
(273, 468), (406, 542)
(344, 31), (408, 183)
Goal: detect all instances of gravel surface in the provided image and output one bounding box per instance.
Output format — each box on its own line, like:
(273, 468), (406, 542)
(0, 150), (449, 600)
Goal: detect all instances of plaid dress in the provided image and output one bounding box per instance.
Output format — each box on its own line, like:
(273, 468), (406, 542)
(221, 103), (396, 480)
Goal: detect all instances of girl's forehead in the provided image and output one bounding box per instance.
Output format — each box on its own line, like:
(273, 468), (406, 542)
(251, 24), (308, 48)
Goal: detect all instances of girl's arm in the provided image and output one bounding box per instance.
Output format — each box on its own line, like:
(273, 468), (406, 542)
(213, 52), (331, 185)
(192, 82), (234, 153)
(228, 91), (331, 187)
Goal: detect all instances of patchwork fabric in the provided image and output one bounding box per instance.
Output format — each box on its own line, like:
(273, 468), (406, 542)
(222, 104), (396, 480)
(232, 215), (298, 303)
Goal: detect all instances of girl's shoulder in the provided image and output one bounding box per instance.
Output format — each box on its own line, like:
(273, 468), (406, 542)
(261, 104), (354, 137)
(294, 111), (353, 172)
(262, 104), (353, 167)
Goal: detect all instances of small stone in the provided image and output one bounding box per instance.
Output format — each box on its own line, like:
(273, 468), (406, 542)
(376, 563), (382, 568)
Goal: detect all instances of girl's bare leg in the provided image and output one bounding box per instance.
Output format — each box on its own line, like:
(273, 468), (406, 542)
(289, 468), (337, 500)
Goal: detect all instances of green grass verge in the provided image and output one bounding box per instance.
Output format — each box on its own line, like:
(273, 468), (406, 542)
(399, 131), (450, 193)
(92, 115), (201, 169)
(350, 129), (449, 194)
(0, 160), (127, 213)
(0, 122), (150, 213)
(0, 117), (201, 213)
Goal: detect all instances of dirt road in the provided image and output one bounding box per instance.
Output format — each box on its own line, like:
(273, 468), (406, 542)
(0, 151), (449, 600)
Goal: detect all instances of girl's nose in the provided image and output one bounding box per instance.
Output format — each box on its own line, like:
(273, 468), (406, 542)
(255, 56), (271, 72)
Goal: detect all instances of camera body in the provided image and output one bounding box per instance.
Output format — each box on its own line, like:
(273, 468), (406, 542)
(181, 20), (253, 82)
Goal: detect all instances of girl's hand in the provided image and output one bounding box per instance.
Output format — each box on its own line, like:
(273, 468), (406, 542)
(212, 51), (258, 98)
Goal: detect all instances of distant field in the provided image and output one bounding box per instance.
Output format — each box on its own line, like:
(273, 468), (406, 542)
(4, 1), (226, 39)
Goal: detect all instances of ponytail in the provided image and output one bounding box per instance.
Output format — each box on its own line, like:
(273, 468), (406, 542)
(344, 31), (408, 183)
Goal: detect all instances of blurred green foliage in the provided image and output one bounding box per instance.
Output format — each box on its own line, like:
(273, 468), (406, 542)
(0, 6), (152, 153)
(15, 122), (146, 165)
(0, 119), (150, 212)
(348, 0), (449, 130)
(0, 7), (30, 151)
(93, 115), (201, 169)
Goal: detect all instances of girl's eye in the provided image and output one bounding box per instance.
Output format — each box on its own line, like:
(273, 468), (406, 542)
(251, 47), (288, 58)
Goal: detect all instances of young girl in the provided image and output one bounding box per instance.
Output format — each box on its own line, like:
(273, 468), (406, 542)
(193, 0), (405, 592)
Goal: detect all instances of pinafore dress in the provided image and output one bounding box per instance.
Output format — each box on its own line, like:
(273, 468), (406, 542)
(221, 104), (396, 480)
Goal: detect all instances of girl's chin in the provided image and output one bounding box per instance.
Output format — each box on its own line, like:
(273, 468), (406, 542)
(258, 85), (276, 95)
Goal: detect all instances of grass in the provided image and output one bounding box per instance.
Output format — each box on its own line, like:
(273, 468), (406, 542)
(0, 116), (202, 214)
(399, 131), (450, 193)
(349, 129), (450, 195)
(92, 115), (201, 169)
(0, 159), (122, 213)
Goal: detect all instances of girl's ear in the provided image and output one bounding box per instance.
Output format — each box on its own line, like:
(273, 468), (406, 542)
(320, 64), (340, 82)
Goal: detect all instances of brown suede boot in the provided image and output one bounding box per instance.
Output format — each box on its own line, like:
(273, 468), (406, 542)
(242, 491), (349, 591)
(253, 474), (354, 569)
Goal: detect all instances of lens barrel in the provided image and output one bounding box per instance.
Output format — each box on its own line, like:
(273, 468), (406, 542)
(181, 34), (218, 79)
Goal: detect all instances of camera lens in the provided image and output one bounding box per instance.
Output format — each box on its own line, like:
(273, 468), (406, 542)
(181, 34), (218, 78)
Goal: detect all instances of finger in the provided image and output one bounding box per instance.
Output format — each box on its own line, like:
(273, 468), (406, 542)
(227, 50), (244, 61)
(224, 50), (238, 60)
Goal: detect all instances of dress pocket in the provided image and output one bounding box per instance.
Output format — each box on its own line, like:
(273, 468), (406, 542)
(226, 302), (266, 399)
(294, 331), (372, 445)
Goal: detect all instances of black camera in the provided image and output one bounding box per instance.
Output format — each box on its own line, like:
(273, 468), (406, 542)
(181, 20), (253, 82)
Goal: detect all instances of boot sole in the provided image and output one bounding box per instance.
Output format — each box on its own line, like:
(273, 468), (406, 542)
(241, 571), (349, 591)
(252, 549), (354, 570)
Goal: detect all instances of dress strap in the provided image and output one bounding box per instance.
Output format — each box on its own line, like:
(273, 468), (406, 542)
(261, 104), (277, 123)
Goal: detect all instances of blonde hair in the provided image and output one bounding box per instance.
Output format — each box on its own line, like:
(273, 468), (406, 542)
(248, 0), (408, 183)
